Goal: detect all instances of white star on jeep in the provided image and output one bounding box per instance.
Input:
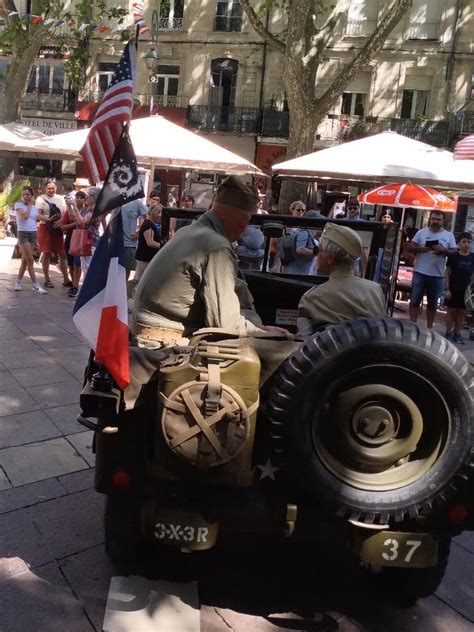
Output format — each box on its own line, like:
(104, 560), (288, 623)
(257, 459), (279, 480)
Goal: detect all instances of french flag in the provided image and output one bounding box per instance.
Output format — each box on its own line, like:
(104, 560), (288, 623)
(72, 212), (129, 389)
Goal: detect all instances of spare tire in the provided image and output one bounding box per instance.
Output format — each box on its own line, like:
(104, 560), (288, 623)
(267, 318), (473, 524)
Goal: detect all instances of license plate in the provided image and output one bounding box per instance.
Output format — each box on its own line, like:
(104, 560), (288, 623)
(360, 531), (438, 568)
(152, 509), (218, 551)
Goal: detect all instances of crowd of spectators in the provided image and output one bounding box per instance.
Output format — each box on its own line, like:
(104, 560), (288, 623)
(10, 178), (474, 342)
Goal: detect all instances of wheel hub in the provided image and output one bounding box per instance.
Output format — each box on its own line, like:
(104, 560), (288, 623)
(312, 367), (450, 491)
(352, 404), (397, 445)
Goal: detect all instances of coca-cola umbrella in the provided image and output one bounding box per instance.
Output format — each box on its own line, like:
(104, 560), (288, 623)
(358, 182), (456, 212)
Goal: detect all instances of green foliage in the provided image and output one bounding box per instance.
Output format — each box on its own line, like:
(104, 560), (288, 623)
(0, 179), (28, 220)
(0, 187), (9, 221)
(0, 0), (128, 92)
(6, 180), (29, 206)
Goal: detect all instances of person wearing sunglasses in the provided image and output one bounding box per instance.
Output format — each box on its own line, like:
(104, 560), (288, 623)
(279, 201), (318, 275)
(344, 198), (362, 221)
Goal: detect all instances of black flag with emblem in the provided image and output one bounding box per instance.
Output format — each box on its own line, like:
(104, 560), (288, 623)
(92, 124), (144, 219)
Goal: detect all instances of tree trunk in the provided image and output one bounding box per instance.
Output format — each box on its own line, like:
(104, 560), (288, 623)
(0, 24), (46, 183)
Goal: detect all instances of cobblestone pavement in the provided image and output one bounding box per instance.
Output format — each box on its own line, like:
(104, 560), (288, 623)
(0, 250), (472, 631)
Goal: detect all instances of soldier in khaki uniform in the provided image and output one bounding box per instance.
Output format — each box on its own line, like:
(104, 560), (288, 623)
(297, 223), (385, 336)
(133, 176), (281, 347)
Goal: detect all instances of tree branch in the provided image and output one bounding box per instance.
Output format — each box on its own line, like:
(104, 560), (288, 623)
(239, 0), (286, 54)
(316, 0), (413, 114)
(310, 0), (352, 58)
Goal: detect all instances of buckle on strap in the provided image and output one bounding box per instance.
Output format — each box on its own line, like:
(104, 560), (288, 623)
(204, 346), (221, 415)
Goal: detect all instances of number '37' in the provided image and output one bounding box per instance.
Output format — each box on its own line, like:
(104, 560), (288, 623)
(382, 539), (422, 562)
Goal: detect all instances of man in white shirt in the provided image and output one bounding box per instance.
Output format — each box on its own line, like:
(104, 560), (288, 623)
(36, 178), (70, 288)
(406, 211), (457, 328)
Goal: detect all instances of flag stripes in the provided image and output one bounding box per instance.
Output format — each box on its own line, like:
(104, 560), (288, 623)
(79, 43), (136, 184)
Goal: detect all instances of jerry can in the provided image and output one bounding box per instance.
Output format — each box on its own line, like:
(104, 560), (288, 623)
(152, 341), (261, 486)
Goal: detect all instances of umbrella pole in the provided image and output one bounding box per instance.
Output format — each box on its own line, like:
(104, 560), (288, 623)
(391, 206), (405, 316)
(148, 159), (156, 197)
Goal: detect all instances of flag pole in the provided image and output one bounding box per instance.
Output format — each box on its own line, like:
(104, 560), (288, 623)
(92, 124), (128, 219)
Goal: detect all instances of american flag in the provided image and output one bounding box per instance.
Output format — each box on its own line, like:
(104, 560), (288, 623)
(79, 42), (136, 184)
(133, 1), (150, 35)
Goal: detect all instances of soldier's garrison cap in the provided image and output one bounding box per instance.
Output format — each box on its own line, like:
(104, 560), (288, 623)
(321, 222), (362, 259)
(215, 176), (260, 212)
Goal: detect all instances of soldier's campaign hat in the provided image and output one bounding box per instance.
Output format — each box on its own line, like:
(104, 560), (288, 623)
(215, 176), (259, 212)
(321, 222), (362, 259)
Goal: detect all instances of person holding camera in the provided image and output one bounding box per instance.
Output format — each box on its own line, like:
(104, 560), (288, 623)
(407, 210), (457, 329)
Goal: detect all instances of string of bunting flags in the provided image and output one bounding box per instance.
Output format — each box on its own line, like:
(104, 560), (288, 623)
(0, 0), (150, 35)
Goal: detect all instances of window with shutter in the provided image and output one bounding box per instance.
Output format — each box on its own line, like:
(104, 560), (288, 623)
(408, 0), (442, 40)
(346, 0), (379, 37)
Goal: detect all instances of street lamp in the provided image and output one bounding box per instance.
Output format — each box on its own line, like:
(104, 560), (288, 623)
(144, 48), (159, 71)
(143, 48), (159, 114)
(144, 8), (161, 115)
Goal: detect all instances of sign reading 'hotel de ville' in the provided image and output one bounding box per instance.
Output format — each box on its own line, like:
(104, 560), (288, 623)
(21, 117), (78, 135)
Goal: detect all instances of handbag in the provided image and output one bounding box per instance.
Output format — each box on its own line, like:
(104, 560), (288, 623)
(69, 227), (92, 256)
(41, 198), (63, 235)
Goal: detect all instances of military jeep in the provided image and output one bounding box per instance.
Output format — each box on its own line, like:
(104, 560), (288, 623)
(78, 210), (473, 598)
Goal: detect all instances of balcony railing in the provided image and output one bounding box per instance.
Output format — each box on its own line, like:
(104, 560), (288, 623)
(159, 17), (183, 30)
(261, 110), (289, 138)
(345, 18), (377, 37)
(455, 110), (474, 136)
(407, 21), (440, 40)
(187, 106), (260, 133)
(322, 115), (450, 147)
(22, 89), (76, 112)
(138, 93), (189, 108)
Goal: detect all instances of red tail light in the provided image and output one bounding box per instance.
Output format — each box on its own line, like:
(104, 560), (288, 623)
(448, 503), (469, 524)
(112, 470), (132, 489)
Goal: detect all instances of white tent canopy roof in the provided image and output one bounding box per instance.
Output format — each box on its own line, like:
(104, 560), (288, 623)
(273, 132), (474, 189)
(0, 122), (47, 150)
(14, 115), (262, 176)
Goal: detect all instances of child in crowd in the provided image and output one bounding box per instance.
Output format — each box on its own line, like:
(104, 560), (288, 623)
(444, 232), (474, 344)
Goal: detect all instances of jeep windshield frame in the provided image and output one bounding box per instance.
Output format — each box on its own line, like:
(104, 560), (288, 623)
(160, 207), (401, 313)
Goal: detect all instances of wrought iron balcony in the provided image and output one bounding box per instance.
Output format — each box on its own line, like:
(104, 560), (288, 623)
(22, 88), (76, 112)
(187, 105), (260, 134)
(159, 17), (183, 30)
(138, 93), (189, 108)
(323, 114), (450, 147)
(455, 110), (474, 136)
(260, 110), (289, 138)
(345, 18), (377, 37)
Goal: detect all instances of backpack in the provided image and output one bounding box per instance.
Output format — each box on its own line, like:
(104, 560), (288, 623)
(278, 230), (298, 265)
(41, 198), (63, 235)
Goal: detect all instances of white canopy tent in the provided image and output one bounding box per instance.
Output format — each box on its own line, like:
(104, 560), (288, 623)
(0, 122), (47, 150)
(272, 132), (474, 189)
(13, 115), (262, 177)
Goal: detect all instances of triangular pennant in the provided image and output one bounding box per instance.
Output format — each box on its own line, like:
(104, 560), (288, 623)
(31, 16), (43, 23)
(78, 23), (89, 31)
(99, 25), (110, 32)
(43, 17), (55, 25)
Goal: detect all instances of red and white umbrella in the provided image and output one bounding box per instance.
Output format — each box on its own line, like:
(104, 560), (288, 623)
(358, 182), (455, 212)
(454, 134), (474, 161)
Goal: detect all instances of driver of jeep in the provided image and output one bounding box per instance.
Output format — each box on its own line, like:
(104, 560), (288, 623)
(297, 223), (385, 336)
(132, 176), (282, 347)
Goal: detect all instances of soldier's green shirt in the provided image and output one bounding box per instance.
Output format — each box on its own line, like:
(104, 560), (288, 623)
(133, 211), (261, 336)
(297, 268), (385, 336)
